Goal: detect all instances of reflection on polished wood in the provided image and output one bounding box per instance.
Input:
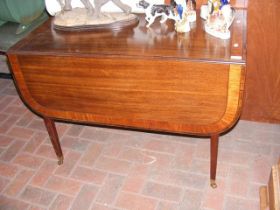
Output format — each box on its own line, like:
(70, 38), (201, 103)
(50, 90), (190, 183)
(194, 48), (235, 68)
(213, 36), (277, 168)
(10, 13), (246, 63)
(8, 12), (247, 187)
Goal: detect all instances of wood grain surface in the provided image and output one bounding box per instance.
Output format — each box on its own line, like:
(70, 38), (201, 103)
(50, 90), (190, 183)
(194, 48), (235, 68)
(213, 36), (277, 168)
(8, 12), (246, 64)
(9, 54), (245, 135)
(242, 0), (280, 123)
(7, 13), (247, 135)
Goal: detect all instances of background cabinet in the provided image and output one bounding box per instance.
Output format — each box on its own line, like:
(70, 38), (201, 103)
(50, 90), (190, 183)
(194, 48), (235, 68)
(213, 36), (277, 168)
(243, 0), (280, 123)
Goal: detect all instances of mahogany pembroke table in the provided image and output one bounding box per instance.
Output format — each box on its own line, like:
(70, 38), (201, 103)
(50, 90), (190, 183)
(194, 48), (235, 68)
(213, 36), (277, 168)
(7, 11), (247, 188)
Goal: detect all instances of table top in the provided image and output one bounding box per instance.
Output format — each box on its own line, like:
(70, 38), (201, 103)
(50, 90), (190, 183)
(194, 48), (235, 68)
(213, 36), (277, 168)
(9, 10), (247, 64)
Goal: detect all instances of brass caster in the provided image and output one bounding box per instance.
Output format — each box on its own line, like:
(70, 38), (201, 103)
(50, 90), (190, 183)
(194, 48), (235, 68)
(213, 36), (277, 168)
(57, 156), (64, 165)
(210, 179), (217, 188)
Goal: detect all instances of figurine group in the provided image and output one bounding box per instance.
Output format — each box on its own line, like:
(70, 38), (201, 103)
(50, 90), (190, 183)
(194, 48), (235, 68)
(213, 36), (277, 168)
(49, 0), (234, 38)
(137, 0), (234, 38)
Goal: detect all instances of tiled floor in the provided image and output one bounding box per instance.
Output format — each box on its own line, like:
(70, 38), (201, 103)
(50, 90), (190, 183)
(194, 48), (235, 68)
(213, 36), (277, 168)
(0, 78), (279, 210)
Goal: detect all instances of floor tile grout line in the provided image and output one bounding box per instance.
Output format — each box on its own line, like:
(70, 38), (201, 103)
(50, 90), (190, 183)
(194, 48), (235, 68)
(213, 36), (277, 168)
(91, 172), (110, 205)
(26, 182), (78, 201)
(57, 150), (84, 179)
(0, 138), (27, 162)
(0, 167), (27, 197)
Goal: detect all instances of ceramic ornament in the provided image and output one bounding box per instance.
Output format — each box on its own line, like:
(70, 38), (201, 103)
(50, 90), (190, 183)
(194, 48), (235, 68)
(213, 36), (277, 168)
(136, 0), (179, 28)
(184, 0), (196, 22)
(45, 0), (139, 30)
(202, 0), (235, 39)
(174, 13), (191, 33)
(136, 0), (197, 33)
(174, 0), (196, 33)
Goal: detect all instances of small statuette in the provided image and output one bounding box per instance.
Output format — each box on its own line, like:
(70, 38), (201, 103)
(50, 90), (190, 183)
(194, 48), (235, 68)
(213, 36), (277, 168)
(202, 0), (235, 39)
(136, 0), (179, 28)
(174, 0), (196, 33)
(185, 0), (197, 23)
(137, 0), (196, 33)
(175, 12), (191, 33)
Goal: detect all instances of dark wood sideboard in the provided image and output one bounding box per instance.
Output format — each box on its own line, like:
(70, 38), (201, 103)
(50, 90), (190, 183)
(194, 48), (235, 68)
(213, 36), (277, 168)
(7, 12), (247, 188)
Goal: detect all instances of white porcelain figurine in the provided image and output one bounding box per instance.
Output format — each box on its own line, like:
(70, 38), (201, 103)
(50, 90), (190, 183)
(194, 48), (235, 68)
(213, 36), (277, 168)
(136, 0), (179, 28)
(202, 0), (235, 39)
(136, 0), (196, 33)
(174, 0), (196, 33)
